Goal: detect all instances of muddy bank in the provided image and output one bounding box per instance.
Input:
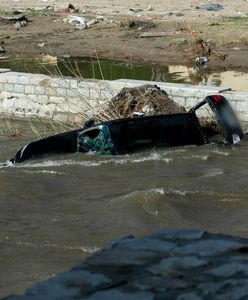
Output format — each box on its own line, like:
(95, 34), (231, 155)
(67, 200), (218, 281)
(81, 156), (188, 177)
(0, 1), (248, 69)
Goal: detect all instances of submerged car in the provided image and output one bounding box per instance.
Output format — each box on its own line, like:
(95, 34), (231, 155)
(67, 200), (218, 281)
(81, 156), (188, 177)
(11, 95), (243, 163)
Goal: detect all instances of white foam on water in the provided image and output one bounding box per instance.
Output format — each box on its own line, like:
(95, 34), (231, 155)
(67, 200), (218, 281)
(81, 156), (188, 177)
(164, 188), (216, 197)
(79, 246), (100, 253)
(212, 149), (230, 156)
(191, 155), (209, 161)
(219, 198), (240, 203)
(16, 151), (172, 169)
(23, 170), (66, 175)
(201, 168), (224, 178)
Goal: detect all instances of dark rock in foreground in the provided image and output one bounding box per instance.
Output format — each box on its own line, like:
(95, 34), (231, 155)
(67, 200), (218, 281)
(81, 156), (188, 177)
(4, 229), (248, 300)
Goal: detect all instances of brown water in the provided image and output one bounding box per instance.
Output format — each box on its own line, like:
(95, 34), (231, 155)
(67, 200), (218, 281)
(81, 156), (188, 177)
(1, 122), (248, 297)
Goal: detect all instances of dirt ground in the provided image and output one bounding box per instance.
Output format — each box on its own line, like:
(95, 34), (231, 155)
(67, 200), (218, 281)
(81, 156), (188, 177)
(0, 0), (248, 69)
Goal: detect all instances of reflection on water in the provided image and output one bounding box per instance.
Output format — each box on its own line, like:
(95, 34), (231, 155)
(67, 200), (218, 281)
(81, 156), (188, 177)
(1, 53), (248, 91)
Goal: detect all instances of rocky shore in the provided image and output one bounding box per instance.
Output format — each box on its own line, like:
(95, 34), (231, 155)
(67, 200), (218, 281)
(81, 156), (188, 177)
(4, 228), (248, 300)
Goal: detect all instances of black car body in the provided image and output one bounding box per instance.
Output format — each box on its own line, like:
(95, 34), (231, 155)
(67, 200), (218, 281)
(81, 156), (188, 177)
(12, 95), (243, 163)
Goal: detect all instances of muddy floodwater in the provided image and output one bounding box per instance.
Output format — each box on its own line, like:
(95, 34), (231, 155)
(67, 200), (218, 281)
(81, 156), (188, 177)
(0, 121), (248, 297)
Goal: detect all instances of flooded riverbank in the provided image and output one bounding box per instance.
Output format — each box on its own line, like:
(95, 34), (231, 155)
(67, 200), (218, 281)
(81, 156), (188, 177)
(1, 121), (248, 297)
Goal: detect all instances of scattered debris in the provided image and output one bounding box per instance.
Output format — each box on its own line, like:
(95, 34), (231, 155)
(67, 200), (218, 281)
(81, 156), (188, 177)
(209, 22), (221, 26)
(129, 8), (144, 13)
(63, 15), (107, 30)
(67, 3), (78, 13)
(175, 12), (184, 17)
(99, 84), (185, 121)
(87, 19), (99, 28)
(236, 12), (248, 17)
(145, 6), (154, 11)
(14, 20), (27, 28)
(37, 42), (47, 48)
(164, 11), (174, 17)
(0, 41), (5, 53)
(120, 20), (156, 30)
(63, 15), (87, 30)
(192, 39), (211, 56)
(196, 3), (224, 11)
(139, 31), (179, 38)
(0, 14), (28, 23)
(195, 56), (208, 66)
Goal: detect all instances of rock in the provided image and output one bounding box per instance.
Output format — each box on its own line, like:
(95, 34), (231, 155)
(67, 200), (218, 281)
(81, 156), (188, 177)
(86, 290), (154, 300)
(174, 239), (247, 256)
(176, 292), (203, 300)
(85, 247), (161, 267)
(154, 229), (206, 240)
(206, 262), (248, 278)
(148, 256), (208, 275)
(117, 236), (176, 253)
(5, 229), (248, 300)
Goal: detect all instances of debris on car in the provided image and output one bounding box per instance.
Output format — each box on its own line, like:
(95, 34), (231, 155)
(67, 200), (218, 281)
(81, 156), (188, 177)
(96, 84), (185, 122)
(10, 94), (243, 164)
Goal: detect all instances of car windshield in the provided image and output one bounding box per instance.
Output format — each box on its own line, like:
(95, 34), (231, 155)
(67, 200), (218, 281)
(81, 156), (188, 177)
(77, 125), (116, 154)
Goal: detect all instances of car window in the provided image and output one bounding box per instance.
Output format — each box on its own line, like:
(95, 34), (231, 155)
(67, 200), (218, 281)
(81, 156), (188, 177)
(77, 125), (115, 154)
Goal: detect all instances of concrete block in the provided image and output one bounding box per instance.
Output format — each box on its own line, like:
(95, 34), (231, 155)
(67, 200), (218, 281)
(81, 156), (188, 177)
(185, 97), (198, 108)
(46, 87), (56, 97)
(66, 89), (78, 98)
(35, 86), (46, 95)
(37, 95), (49, 104)
(78, 81), (98, 89)
(49, 96), (65, 104)
(78, 87), (90, 98)
(236, 101), (248, 113)
(18, 76), (32, 85)
(6, 75), (19, 84)
(56, 87), (67, 97)
(65, 79), (78, 89)
(13, 84), (25, 93)
(27, 94), (38, 103)
(4, 83), (14, 92)
(50, 78), (69, 88)
(0, 75), (7, 83)
(25, 85), (35, 94)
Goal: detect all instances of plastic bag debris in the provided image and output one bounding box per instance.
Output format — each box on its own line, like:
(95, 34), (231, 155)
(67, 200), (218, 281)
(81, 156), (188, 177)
(14, 20), (27, 28)
(195, 56), (208, 65)
(196, 3), (224, 11)
(64, 15), (87, 30)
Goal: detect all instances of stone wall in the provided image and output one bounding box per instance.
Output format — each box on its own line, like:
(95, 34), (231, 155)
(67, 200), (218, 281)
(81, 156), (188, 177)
(0, 69), (248, 130)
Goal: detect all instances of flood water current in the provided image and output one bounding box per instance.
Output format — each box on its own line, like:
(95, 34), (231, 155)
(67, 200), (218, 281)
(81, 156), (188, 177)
(1, 121), (248, 297)
(1, 54), (248, 296)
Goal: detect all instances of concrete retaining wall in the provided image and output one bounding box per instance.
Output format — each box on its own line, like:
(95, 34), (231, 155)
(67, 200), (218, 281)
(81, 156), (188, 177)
(0, 69), (248, 130)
